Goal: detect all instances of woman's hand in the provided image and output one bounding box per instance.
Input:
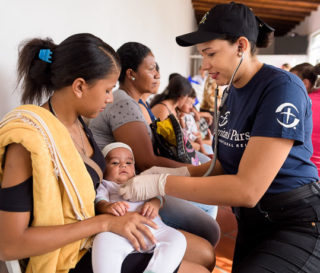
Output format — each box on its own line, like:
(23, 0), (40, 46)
(199, 112), (213, 126)
(119, 174), (169, 201)
(106, 212), (158, 251)
(141, 166), (190, 176)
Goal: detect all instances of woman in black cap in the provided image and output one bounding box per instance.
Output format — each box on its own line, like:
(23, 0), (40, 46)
(120, 2), (320, 272)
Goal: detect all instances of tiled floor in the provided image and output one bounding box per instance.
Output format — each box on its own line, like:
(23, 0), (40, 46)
(212, 206), (237, 273)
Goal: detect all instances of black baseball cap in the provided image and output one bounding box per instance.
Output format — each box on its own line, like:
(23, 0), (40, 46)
(176, 2), (274, 47)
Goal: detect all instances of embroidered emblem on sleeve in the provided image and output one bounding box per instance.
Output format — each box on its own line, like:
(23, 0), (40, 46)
(275, 103), (300, 129)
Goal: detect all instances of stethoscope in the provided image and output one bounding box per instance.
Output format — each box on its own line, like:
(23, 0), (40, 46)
(203, 52), (245, 176)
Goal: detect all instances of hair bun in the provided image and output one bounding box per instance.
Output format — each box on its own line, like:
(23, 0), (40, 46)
(256, 16), (275, 48)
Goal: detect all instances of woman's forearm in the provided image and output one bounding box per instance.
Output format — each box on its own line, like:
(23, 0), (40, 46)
(1, 211), (158, 261)
(165, 174), (249, 207)
(0, 213), (109, 260)
(167, 137), (293, 207)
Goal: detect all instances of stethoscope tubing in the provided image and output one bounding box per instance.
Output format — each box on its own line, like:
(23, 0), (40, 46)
(203, 54), (244, 177)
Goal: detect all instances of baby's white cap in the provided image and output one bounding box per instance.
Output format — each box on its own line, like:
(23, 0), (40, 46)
(101, 142), (133, 158)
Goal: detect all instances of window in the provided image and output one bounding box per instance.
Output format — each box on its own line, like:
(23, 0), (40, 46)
(309, 30), (320, 65)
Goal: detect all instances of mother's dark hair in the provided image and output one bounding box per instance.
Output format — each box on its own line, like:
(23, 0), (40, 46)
(18, 33), (120, 104)
(117, 42), (152, 83)
(149, 75), (192, 108)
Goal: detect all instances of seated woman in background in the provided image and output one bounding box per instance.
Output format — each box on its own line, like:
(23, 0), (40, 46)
(89, 41), (220, 271)
(290, 62), (320, 176)
(138, 62), (160, 124)
(0, 33), (164, 273)
(150, 75), (211, 164)
(149, 74), (191, 121)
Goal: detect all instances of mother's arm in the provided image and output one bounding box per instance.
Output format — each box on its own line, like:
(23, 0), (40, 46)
(0, 144), (156, 260)
(113, 121), (187, 171)
(165, 136), (294, 207)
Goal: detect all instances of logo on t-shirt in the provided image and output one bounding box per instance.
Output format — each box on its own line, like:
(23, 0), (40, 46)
(275, 103), (300, 129)
(219, 111), (230, 127)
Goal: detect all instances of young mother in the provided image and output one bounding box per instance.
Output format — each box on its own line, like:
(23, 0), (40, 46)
(0, 33), (203, 273)
(89, 41), (219, 271)
(120, 3), (320, 273)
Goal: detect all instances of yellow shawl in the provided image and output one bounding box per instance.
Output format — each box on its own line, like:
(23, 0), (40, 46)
(0, 105), (96, 273)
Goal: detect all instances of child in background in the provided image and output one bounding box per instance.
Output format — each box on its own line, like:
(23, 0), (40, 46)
(200, 76), (223, 133)
(92, 142), (186, 273)
(178, 89), (213, 156)
(178, 93), (217, 219)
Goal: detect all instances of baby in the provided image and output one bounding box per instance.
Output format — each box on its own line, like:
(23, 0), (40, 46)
(92, 142), (186, 273)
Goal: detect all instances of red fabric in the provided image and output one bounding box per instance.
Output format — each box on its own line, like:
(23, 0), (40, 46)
(310, 88), (320, 177)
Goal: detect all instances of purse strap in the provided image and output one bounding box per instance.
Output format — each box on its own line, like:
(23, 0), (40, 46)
(159, 102), (173, 115)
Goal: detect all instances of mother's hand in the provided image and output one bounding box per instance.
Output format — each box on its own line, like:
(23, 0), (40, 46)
(119, 174), (169, 202)
(105, 212), (158, 251)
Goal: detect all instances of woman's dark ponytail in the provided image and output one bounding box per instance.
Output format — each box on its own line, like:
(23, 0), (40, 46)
(18, 38), (56, 104)
(256, 31), (274, 48)
(18, 33), (120, 105)
(256, 16), (275, 48)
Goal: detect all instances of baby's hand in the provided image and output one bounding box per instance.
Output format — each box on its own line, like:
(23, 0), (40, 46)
(140, 201), (159, 219)
(106, 201), (130, 216)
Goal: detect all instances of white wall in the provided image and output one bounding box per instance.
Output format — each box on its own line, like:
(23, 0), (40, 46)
(257, 6), (320, 69)
(291, 6), (320, 65)
(292, 6), (320, 36)
(0, 0), (197, 118)
(257, 55), (308, 69)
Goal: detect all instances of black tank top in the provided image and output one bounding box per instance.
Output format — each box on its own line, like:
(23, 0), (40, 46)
(0, 114), (105, 212)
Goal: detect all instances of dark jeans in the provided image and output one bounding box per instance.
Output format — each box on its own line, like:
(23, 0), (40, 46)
(232, 183), (320, 273)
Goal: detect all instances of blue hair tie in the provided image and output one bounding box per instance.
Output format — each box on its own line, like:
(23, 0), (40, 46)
(38, 49), (52, 63)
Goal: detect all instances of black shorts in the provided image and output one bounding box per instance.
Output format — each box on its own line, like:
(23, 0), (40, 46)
(232, 182), (320, 273)
(69, 250), (180, 273)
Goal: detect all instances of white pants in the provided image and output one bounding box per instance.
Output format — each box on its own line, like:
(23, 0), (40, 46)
(92, 217), (186, 273)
